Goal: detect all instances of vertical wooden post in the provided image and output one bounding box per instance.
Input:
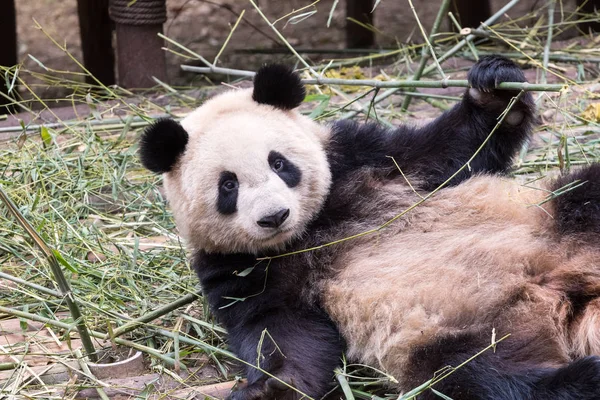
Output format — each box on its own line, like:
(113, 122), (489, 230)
(109, 0), (167, 88)
(346, 0), (375, 48)
(0, 0), (18, 111)
(77, 0), (115, 85)
(451, 0), (491, 28)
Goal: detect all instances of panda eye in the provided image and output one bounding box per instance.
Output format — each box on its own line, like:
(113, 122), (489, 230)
(222, 180), (238, 192)
(272, 158), (285, 172)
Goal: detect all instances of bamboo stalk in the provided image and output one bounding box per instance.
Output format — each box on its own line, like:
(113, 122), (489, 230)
(0, 305), (185, 370)
(0, 114), (168, 134)
(542, 0), (556, 84)
(0, 186), (98, 362)
(109, 292), (200, 339)
(0, 270), (62, 298)
(401, 0), (452, 111)
(466, 51), (600, 64)
(74, 349), (110, 400)
(406, 0), (447, 78)
(423, 0), (521, 74)
(248, 0), (318, 77)
(448, 12), (479, 61)
(180, 65), (564, 91)
(343, 0), (522, 119)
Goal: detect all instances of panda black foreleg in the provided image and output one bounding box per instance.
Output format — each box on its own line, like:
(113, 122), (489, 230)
(403, 55), (536, 190)
(227, 308), (344, 400)
(328, 56), (535, 190)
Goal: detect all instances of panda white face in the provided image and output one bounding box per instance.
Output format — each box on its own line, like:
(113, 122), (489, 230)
(156, 89), (331, 254)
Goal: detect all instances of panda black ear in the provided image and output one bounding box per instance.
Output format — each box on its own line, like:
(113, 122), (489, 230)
(252, 64), (306, 110)
(139, 118), (188, 174)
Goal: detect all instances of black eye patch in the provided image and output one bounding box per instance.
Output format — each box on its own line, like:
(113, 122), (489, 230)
(268, 151), (301, 188)
(217, 171), (238, 215)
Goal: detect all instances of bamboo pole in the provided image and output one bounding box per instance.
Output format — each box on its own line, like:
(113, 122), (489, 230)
(542, 0), (556, 84)
(180, 65), (564, 92)
(343, 0), (522, 119)
(0, 305), (185, 369)
(109, 292), (199, 338)
(401, 0), (452, 111)
(0, 187), (98, 362)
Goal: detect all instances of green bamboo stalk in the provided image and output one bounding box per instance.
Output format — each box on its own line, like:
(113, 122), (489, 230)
(406, 0), (447, 78)
(343, 0), (522, 119)
(448, 12), (479, 61)
(248, 0), (318, 77)
(0, 305), (185, 370)
(109, 292), (200, 338)
(213, 10), (245, 65)
(466, 51), (600, 64)
(74, 349), (110, 400)
(422, 0), (521, 75)
(0, 270), (62, 298)
(0, 186), (98, 362)
(401, 0), (452, 111)
(0, 362), (18, 371)
(180, 65), (564, 91)
(0, 114), (167, 134)
(542, 0), (556, 84)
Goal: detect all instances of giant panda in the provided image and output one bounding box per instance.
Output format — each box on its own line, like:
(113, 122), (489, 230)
(139, 56), (600, 400)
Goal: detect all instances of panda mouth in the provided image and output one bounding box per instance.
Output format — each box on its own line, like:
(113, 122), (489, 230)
(260, 228), (294, 241)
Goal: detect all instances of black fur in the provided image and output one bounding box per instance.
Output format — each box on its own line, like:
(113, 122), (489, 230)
(407, 330), (600, 400)
(269, 151), (302, 188)
(252, 64), (306, 110)
(218, 172), (239, 215)
(193, 252), (344, 400)
(553, 163), (600, 236)
(139, 118), (188, 174)
(468, 55), (527, 96)
(328, 56), (535, 190)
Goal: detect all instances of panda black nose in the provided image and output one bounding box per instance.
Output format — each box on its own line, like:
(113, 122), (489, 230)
(257, 208), (290, 229)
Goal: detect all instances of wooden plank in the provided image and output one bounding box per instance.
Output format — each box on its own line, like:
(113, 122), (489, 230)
(0, 361), (80, 385)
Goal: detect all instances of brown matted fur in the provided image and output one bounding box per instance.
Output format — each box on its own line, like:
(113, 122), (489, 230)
(322, 175), (600, 387)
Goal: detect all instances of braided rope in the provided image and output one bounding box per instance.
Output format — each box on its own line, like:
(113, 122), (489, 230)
(109, 0), (167, 25)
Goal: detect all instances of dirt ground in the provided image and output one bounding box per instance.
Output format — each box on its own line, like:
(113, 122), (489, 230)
(12, 0), (581, 91)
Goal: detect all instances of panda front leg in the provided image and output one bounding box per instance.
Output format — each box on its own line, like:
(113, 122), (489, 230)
(227, 309), (344, 400)
(329, 55), (536, 190)
(404, 55), (536, 189)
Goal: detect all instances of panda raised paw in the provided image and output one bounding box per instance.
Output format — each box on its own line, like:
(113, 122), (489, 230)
(466, 55), (534, 124)
(468, 55), (527, 93)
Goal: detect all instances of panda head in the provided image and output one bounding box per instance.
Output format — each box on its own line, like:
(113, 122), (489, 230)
(139, 65), (332, 254)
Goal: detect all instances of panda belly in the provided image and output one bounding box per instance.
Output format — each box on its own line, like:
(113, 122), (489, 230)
(321, 175), (564, 384)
